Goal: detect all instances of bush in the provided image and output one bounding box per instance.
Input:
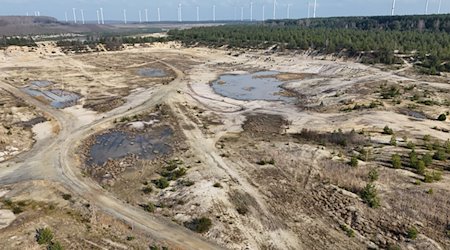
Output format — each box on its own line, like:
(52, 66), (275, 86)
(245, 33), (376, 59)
(48, 241), (64, 250)
(416, 160), (426, 175)
(153, 177), (169, 189)
(61, 194), (72, 201)
(340, 224), (355, 237)
(438, 114), (447, 121)
(184, 217), (212, 233)
(424, 171), (443, 183)
(433, 149), (447, 161)
(422, 153), (433, 167)
(256, 158), (275, 165)
(349, 155), (358, 167)
(36, 228), (53, 245)
(392, 154), (402, 169)
(361, 183), (380, 208)
(407, 227), (418, 240)
(406, 141), (416, 150)
(409, 150), (418, 168)
(390, 135), (397, 146)
(383, 125), (394, 135)
(368, 168), (379, 182)
(213, 182), (222, 188)
(141, 203), (155, 213)
(142, 186), (153, 194)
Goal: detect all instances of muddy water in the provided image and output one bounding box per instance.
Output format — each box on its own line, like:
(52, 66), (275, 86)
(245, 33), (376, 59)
(211, 71), (294, 102)
(88, 126), (173, 166)
(138, 68), (167, 77)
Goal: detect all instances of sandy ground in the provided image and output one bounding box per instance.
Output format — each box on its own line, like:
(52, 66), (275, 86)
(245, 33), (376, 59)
(0, 42), (448, 249)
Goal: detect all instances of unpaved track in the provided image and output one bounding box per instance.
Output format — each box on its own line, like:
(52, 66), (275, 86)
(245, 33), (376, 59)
(0, 59), (223, 249)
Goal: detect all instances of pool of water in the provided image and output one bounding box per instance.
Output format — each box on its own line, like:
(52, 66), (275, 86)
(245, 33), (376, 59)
(88, 126), (173, 166)
(211, 71), (293, 102)
(138, 68), (167, 77)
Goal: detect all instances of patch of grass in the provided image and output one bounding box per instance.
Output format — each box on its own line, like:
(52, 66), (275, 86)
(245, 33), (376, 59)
(256, 158), (275, 165)
(141, 203), (155, 213)
(391, 154), (402, 169)
(36, 228), (53, 245)
(340, 224), (355, 237)
(407, 226), (418, 240)
(153, 177), (169, 189)
(180, 179), (195, 187)
(349, 155), (358, 167)
(184, 217), (212, 233)
(433, 149), (447, 161)
(383, 125), (394, 135)
(142, 186), (153, 194)
(61, 194), (72, 201)
(424, 170), (443, 183)
(294, 129), (366, 147)
(368, 168), (379, 182)
(48, 241), (64, 250)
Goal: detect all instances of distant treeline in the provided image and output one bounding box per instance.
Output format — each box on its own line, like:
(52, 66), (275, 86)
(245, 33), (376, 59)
(0, 36), (36, 48)
(168, 15), (450, 74)
(268, 15), (450, 32)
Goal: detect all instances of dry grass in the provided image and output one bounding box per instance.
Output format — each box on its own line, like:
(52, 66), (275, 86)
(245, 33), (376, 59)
(321, 160), (369, 194)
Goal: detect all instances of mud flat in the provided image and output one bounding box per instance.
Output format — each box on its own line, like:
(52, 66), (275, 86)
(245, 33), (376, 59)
(22, 81), (81, 109)
(138, 68), (168, 77)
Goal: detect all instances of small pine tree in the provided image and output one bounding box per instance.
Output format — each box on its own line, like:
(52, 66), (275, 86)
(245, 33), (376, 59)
(392, 154), (402, 169)
(390, 135), (397, 146)
(416, 160), (426, 175)
(361, 183), (380, 208)
(349, 155), (359, 167)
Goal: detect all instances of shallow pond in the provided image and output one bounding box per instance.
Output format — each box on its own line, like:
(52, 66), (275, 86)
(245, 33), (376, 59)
(22, 87), (81, 109)
(88, 126), (173, 166)
(138, 68), (167, 77)
(211, 71), (294, 102)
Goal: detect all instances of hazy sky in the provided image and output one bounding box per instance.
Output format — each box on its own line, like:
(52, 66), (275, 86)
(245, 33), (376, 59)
(0, 0), (446, 22)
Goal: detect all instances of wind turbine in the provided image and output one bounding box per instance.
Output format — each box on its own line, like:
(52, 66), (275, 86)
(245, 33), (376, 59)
(391, 0), (396, 16)
(250, 2), (253, 22)
(287, 4), (291, 19)
(80, 9), (85, 24)
(438, 0), (442, 14)
(123, 9), (127, 24)
(72, 8), (77, 23)
(308, 2), (310, 18)
(425, 0), (429, 14)
(139, 10), (142, 23)
(197, 6), (200, 22)
(100, 7), (104, 24)
(273, 0), (276, 19)
(65, 12), (68, 22)
(313, 0), (317, 18)
(96, 10), (100, 24)
(262, 5), (265, 21)
(157, 7), (161, 22)
(145, 9), (149, 22)
(178, 3), (182, 22)
(213, 5), (216, 22)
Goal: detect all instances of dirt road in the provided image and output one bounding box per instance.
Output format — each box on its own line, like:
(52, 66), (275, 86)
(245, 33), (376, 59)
(0, 60), (223, 249)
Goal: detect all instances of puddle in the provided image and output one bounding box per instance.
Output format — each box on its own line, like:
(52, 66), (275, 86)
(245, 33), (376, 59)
(22, 87), (81, 109)
(31, 80), (53, 88)
(138, 68), (167, 77)
(88, 126), (173, 166)
(211, 71), (294, 102)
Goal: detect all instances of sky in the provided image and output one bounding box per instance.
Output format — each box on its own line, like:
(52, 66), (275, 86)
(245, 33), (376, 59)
(0, 0), (447, 22)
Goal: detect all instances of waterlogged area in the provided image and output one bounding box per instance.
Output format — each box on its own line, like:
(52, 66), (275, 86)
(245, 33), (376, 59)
(22, 81), (81, 108)
(211, 71), (294, 102)
(88, 126), (173, 166)
(138, 68), (167, 77)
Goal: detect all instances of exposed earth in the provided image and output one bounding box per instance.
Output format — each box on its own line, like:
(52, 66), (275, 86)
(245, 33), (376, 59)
(0, 40), (449, 250)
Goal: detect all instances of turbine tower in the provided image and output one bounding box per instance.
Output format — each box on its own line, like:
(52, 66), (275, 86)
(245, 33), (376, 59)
(145, 9), (149, 22)
(313, 0), (317, 18)
(287, 4), (291, 19)
(96, 10), (100, 24)
(262, 5), (265, 21)
(438, 0), (442, 14)
(178, 3), (182, 22)
(65, 12), (68, 22)
(273, 0), (276, 19)
(80, 9), (85, 24)
(100, 7), (104, 24)
(425, 0), (429, 14)
(123, 9), (127, 24)
(213, 5), (216, 22)
(72, 8), (77, 24)
(139, 10), (142, 23)
(250, 2), (253, 22)
(157, 7), (161, 22)
(391, 0), (396, 16)
(197, 6), (200, 22)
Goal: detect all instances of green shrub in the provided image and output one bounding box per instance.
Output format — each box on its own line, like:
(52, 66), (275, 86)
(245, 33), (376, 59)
(390, 135), (397, 146)
(61, 194), (72, 201)
(142, 203), (155, 213)
(407, 227), (418, 240)
(409, 150), (418, 168)
(48, 241), (64, 250)
(424, 171), (443, 183)
(213, 182), (222, 188)
(392, 154), (402, 169)
(142, 186), (153, 194)
(406, 141), (416, 150)
(184, 217), (212, 233)
(416, 160), (426, 175)
(340, 224), (355, 237)
(36, 228), (53, 245)
(349, 155), (359, 167)
(368, 168), (379, 182)
(433, 149), (447, 161)
(383, 125), (394, 135)
(361, 183), (380, 208)
(438, 114), (447, 121)
(153, 177), (169, 189)
(422, 153), (433, 167)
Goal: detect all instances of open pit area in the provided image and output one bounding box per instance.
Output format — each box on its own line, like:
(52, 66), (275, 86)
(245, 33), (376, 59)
(0, 41), (449, 250)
